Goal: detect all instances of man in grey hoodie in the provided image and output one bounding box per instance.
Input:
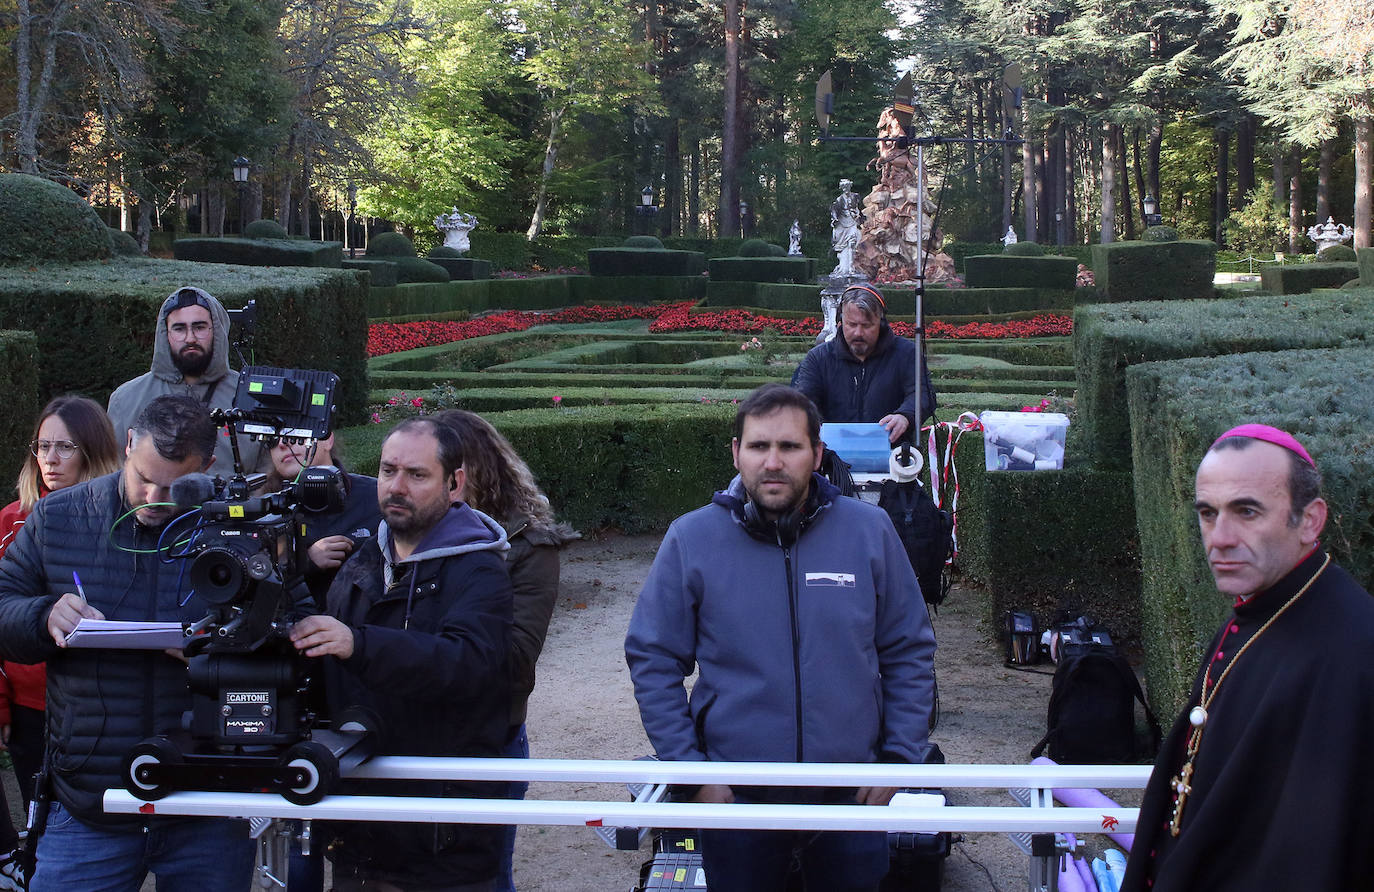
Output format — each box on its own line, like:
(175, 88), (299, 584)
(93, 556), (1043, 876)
(107, 286), (269, 476)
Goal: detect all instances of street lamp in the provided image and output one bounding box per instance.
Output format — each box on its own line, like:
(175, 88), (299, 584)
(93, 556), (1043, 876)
(739, 199), (749, 238)
(232, 156), (251, 234)
(1143, 192), (1162, 228)
(635, 185), (657, 234)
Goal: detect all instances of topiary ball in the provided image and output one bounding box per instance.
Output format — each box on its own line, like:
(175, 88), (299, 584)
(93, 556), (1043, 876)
(368, 231), (418, 257)
(429, 245), (465, 259)
(394, 256), (450, 283)
(623, 235), (664, 249)
(1317, 244), (1357, 263)
(0, 173), (112, 264)
(1003, 241), (1044, 256)
(107, 227), (142, 256)
(244, 218), (288, 240)
(1143, 225), (1179, 243)
(768, 244), (787, 256)
(738, 238), (774, 257)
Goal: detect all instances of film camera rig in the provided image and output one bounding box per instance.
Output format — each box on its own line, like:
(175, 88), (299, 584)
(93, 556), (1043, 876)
(123, 365), (375, 805)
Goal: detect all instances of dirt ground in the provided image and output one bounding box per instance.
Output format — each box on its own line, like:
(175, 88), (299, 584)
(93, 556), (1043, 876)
(511, 532), (1131, 892)
(1, 531), (1133, 892)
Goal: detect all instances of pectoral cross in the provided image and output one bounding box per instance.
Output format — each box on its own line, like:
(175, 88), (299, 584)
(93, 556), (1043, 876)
(1169, 760), (1195, 837)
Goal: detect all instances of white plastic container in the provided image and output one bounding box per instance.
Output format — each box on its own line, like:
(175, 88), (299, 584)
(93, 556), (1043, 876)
(980, 410), (1070, 471)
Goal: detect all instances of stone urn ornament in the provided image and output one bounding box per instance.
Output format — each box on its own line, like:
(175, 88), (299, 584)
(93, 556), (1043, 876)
(1306, 216), (1353, 254)
(435, 207), (479, 254)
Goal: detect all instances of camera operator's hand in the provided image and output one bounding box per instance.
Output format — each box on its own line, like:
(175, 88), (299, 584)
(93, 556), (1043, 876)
(308, 535), (355, 571)
(290, 615), (354, 660)
(47, 592), (104, 647)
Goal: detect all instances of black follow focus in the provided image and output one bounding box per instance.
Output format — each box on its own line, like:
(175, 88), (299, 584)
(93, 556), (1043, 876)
(124, 366), (375, 805)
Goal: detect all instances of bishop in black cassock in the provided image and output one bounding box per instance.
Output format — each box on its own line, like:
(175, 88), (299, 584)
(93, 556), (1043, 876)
(1123, 425), (1374, 891)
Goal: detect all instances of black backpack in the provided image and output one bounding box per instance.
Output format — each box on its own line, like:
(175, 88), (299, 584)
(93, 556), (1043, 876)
(877, 478), (953, 606)
(1031, 624), (1161, 764)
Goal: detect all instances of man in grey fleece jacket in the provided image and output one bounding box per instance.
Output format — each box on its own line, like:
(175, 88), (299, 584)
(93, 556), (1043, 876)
(625, 384), (936, 892)
(107, 286), (269, 476)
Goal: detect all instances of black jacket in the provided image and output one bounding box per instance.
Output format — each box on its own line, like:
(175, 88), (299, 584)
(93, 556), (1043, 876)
(0, 473), (221, 825)
(321, 503), (513, 887)
(791, 320), (938, 433)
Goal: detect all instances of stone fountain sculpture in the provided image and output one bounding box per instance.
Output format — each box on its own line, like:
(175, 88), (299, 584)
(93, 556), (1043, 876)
(435, 208), (479, 254)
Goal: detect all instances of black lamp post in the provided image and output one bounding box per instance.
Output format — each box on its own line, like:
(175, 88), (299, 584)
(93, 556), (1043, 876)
(232, 156), (251, 234)
(739, 199), (749, 238)
(635, 185), (657, 234)
(1143, 192), (1162, 228)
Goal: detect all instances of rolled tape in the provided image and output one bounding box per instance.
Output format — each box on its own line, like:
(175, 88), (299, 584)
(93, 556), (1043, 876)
(889, 447), (923, 482)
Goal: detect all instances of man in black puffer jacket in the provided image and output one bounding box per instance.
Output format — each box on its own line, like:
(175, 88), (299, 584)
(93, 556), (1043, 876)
(792, 284), (937, 444)
(290, 417), (512, 891)
(0, 396), (256, 892)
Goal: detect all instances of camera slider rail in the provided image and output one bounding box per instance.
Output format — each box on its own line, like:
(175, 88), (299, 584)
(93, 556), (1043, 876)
(125, 725), (373, 806)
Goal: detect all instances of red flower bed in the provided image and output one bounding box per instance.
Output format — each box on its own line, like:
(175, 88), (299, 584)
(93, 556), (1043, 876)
(367, 302), (1073, 357)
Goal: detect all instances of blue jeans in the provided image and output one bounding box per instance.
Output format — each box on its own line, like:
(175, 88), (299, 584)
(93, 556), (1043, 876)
(31, 801), (255, 892)
(700, 792), (889, 892)
(495, 725), (529, 892)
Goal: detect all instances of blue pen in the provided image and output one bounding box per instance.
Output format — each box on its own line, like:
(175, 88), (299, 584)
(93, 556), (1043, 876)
(73, 571), (88, 604)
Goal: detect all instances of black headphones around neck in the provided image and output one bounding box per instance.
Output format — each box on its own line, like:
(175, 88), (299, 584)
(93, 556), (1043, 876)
(741, 483), (821, 547)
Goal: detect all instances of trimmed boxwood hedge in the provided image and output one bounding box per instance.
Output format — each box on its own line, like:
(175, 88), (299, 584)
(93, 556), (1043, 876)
(951, 433), (1142, 643)
(1258, 262), (1360, 295)
(1074, 293), (1374, 470)
(0, 258), (369, 424)
(429, 257), (491, 281)
(567, 275), (707, 305)
(0, 173), (112, 265)
(587, 248), (706, 277)
(173, 237), (343, 268)
(343, 259), (398, 288)
(1125, 346), (1374, 715)
(707, 257), (816, 283)
(703, 282), (1072, 315)
(340, 403), (740, 532)
(0, 330), (42, 495)
(963, 255), (1078, 290)
(1089, 240), (1217, 302)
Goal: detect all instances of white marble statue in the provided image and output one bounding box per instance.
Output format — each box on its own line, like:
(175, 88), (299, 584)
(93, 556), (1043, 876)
(1002, 226), (1018, 247)
(788, 220), (803, 256)
(435, 207), (479, 254)
(830, 180), (863, 277)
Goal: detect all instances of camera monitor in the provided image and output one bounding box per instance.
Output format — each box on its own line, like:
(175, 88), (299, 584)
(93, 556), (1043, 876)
(232, 366), (339, 442)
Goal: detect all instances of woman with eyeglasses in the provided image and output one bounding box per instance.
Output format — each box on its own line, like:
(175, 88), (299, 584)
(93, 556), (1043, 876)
(0, 395), (120, 888)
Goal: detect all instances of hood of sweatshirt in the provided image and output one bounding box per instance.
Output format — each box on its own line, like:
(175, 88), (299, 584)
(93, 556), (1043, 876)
(150, 286), (233, 385)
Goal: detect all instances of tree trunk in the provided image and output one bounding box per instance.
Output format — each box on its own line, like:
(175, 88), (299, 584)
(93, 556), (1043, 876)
(527, 105), (565, 241)
(719, 0), (741, 236)
(1289, 145), (1303, 252)
(1236, 114), (1256, 200)
(663, 117), (680, 237)
(1147, 121), (1162, 206)
(301, 150), (313, 238)
(1022, 110), (1038, 242)
(1316, 140), (1332, 222)
(1214, 128), (1230, 245)
(208, 187), (226, 237)
(14, 0), (61, 175)
(1125, 128), (1141, 239)
(1272, 145), (1284, 208)
(688, 134), (701, 235)
(1101, 123), (1117, 243)
(136, 201), (154, 253)
(1355, 115), (1371, 248)
(1001, 96), (1014, 236)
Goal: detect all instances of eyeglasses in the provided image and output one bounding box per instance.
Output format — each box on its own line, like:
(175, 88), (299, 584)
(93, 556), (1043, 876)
(31, 440), (81, 460)
(167, 320), (212, 340)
